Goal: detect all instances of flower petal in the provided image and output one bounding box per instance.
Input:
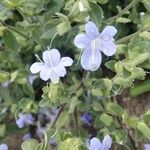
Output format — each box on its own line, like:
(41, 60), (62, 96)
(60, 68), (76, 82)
(30, 62), (43, 74)
(100, 40), (116, 56)
(74, 34), (90, 49)
(40, 66), (52, 81)
(49, 71), (60, 84)
(101, 135), (112, 150)
(16, 119), (25, 128)
(0, 144), (8, 150)
(101, 26), (117, 37)
(144, 144), (150, 150)
(85, 21), (99, 39)
(88, 137), (102, 150)
(60, 57), (73, 67)
(53, 64), (66, 77)
(81, 48), (102, 71)
(42, 49), (60, 67)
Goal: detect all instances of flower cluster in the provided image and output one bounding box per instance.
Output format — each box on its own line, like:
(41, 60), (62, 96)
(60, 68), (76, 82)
(30, 21), (117, 83)
(16, 113), (35, 128)
(28, 21), (117, 148)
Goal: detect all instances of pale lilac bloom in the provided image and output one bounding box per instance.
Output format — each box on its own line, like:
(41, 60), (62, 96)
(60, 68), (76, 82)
(22, 133), (32, 141)
(50, 137), (57, 146)
(144, 144), (150, 150)
(36, 126), (46, 140)
(28, 75), (37, 85)
(87, 135), (112, 150)
(80, 112), (92, 126)
(0, 144), (8, 150)
(16, 113), (35, 128)
(74, 21), (117, 71)
(30, 48), (73, 84)
(1, 80), (11, 88)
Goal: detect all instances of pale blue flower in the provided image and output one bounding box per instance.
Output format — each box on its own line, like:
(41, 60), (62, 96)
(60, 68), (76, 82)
(0, 144), (8, 150)
(74, 21), (117, 71)
(16, 113), (35, 128)
(22, 133), (32, 141)
(30, 48), (73, 83)
(36, 126), (46, 140)
(1, 80), (11, 88)
(87, 135), (112, 150)
(80, 112), (92, 126)
(144, 144), (150, 150)
(28, 75), (37, 85)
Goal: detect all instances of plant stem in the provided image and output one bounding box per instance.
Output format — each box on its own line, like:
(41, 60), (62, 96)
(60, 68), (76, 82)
(16, 7), (31, 23)
(116, 30), (141, 44)
(116, 27), (150, 44)
(106, 0), (139, 22)
(50, 103), (66, 128)
(74, 106), (79, 136)
(8, 26), (29, 39)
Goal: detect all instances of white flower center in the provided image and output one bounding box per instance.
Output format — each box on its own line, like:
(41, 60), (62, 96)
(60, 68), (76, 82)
(47, 47), (54, 68)
(91, 37), (101, 69)
(102, 34), (110, 41)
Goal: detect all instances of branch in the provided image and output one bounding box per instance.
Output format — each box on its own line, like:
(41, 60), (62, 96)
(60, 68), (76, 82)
(106, 0), (139, 23)
(74, 106), (79, 136)
(50, 103), (66, 128)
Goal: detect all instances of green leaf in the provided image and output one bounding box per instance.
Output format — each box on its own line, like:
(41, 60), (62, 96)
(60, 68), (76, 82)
(137, 122), (150, 139)
(69, 97), (80, 114)
(89, 2), (103, 27)
(113, 77), (132, 87)
(96, 0), (108, 4)
(139, 31), (150, 40)
(105, 60), (117, 72)
(142, 0), (150, 12)
(112, 130), (125, 145)
(46, 0), (64, 15)
(0, 71), (10, 83)
(56, 13), (71, 35)
(92, 88), (103, 96)
(56, 112), (69, 129)
(58, 138), (83, 150)
(43, 128), (56, 150)
(41, 19), (60, 39)
(21, 139), (39, 150)
(114, 61), (123, 75)
(122, 111), (137, 128)
(92, 101), (104, 111)
(57, 22), (71, 36)
(22, 81), (34, 98)
(18, 98), (37, 113)
(103, 78), (112, 91)
(0, 124), (6, 137)
(141, 13), (150, 28)
(106, 102), (124, 117)
(0, 25), (6, 36)
(1, 0), (15, 8)
(116, 17), (131, 23)
(130, 79), (150, 97)
(3, 29), (20, 50)
(100, 113), (113, 126)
